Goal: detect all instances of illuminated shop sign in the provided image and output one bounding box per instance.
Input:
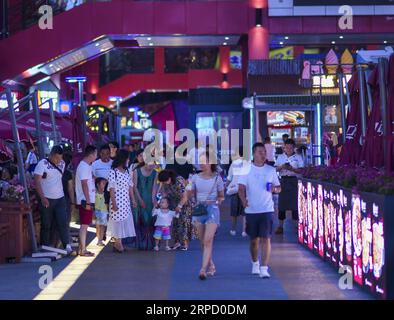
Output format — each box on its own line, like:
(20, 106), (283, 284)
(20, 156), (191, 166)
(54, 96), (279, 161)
(0, 92), (18, 109)
(38, 90), (58, 110)
(298, 179), (389, 299)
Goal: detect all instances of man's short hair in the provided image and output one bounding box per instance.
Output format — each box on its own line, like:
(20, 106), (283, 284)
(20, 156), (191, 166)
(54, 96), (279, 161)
(252, 142), (266, 154)
(282, 133), (289, 139)
(284, 138), (296, 146)
(100, 144), (110, 152)
(50, 145), (63, 156)
(84, 145), (97, 157)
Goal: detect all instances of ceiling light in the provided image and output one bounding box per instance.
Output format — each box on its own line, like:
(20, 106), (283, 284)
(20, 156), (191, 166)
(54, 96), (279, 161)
(223, 42), (227, 46)
(225, 37), (229, 40)
(149, 43), (154, 46)
(95, 43), (100, 47)
(384, 40), (388, 44)
(147, 37), (152, 41)
(331, 41), (336, 44)
(284, 36), (289, 40)
(339, 36), (344, 39)
(279, 41), (284, 45)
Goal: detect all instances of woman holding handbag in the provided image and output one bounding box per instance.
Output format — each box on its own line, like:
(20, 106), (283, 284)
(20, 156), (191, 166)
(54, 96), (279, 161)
(176, 151), (225, 280)
(226, 146), (250, 237)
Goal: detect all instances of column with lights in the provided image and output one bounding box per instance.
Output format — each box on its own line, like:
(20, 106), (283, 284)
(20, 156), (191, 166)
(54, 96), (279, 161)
(65, 76), (87, 150)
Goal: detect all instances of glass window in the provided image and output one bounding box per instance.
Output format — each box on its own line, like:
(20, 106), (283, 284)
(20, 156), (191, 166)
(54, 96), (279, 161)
(99, 48), (154, 86)
(165, 48), (219, 73)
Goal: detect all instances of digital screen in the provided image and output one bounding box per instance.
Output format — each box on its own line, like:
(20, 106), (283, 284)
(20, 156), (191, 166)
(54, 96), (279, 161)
(267, 111), (305, 125)
(294, 0), (392, 5)
(298, 179), (387, 299)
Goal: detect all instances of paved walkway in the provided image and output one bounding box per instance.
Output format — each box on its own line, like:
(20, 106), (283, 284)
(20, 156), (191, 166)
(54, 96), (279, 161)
(0, 204), (373, 300)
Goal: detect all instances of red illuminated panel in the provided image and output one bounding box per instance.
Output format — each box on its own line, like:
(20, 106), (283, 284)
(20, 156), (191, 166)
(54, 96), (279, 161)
(352, 195), (363, 286)
(317, 185), (324, 257)
(307, 182), (313, 250)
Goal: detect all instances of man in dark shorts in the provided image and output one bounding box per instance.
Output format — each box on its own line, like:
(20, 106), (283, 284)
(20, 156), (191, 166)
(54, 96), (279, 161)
(238, 143), (281, 279)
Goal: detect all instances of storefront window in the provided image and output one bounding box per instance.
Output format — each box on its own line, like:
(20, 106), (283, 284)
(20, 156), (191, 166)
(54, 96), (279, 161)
(165, 48), (219, 73)
(99, 48), (154, 86)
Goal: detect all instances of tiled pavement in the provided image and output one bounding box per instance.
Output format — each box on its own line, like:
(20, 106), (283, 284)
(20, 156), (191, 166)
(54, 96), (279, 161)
(0, 203), (373, 300)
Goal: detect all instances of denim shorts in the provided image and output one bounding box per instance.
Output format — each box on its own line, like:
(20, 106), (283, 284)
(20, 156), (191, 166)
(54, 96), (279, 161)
(192, 204), (220, 226)
(95, 211), (108, 226)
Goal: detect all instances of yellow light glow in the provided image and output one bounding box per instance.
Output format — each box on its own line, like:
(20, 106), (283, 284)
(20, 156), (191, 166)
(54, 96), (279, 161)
(33, 223), (105, 300)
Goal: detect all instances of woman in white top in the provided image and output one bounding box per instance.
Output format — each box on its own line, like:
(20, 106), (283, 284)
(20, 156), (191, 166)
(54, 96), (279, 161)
(177, 152), (225, 280)
(107, 150), (137, 253)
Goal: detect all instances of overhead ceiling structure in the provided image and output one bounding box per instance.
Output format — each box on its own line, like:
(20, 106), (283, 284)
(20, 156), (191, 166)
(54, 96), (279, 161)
(3, 34), (241, 88)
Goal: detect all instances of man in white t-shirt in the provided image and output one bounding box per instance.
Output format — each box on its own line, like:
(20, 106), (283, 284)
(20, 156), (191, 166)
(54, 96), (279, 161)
(238, 143), (281, 279)
(34, 145), (71, 253)
(275, 138), (304, 235)
(75, 145), (97, 257)
(92, 144), (113, 180)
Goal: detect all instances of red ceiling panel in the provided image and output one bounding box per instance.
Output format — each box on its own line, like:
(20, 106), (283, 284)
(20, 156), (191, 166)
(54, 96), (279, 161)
(217, 1), (249, 34)
(186, 2), (218, 34)
(153, 2), (187, 34)
(123, 2), (154, 34)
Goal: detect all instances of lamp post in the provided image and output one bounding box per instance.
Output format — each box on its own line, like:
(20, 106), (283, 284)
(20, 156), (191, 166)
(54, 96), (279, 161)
(65, 76), (87, 150)
(109, 96), (122, 147)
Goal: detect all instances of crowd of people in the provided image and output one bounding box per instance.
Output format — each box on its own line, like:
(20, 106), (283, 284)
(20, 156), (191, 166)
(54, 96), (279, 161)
(1, 134), (306, 281)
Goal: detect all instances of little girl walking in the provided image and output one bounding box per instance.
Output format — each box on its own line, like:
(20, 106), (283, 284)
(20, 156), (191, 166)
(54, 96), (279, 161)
(153, 197), (179, 251)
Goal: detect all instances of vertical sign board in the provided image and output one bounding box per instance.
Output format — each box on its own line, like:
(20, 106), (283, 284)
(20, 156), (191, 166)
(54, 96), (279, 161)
(298, 179), (392, 299)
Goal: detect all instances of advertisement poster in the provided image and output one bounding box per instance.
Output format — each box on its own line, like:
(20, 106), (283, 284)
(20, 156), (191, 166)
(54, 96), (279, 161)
(312, 185), (318, 252)
(337, 190), (345, 267)
(307, 182), (313, 250)
(324, 188), (332, 261)
(352, 194), (363, 286)
(317, 185), (324, 257)
(298, 181), (305, 244)
(372, 201), (385, 298)
(330, 191), (339, 267)
(298, 179), (388, 299)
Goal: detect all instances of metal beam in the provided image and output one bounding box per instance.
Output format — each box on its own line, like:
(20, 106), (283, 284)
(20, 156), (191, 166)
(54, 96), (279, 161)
(5, 88), (38, 253)
(378, 58), (388, 171)
(32, 91), (45, 159)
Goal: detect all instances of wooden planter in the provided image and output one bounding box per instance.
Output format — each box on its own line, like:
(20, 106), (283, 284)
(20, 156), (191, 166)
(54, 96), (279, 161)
(297, 178), (394, 300)
(0, 194), (40, 263)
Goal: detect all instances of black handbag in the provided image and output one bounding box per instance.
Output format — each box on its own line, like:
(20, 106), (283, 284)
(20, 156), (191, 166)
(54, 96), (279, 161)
(191, 175), (218, 217)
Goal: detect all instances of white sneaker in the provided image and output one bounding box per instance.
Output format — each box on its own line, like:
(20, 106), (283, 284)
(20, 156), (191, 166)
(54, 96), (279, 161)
(230, 230), (236, 236)
(242, 232), (248, 237)
(252, 261), (260, 274)
(259, 266), (271, 279)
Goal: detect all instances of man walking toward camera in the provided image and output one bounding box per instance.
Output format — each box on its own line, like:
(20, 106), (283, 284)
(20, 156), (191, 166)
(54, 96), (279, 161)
(238, 143), (281, 279)
(75, 145), (97, 257)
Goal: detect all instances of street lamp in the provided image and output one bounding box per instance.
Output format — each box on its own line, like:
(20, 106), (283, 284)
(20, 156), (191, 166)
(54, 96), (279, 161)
(109, 96), (123, 147)
(66, 76), (87, 150)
